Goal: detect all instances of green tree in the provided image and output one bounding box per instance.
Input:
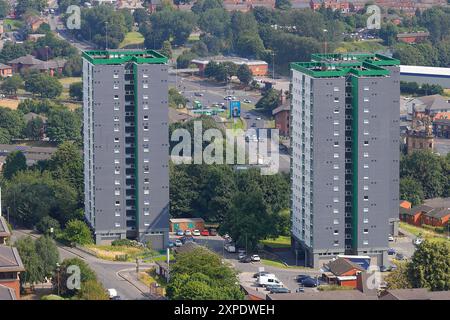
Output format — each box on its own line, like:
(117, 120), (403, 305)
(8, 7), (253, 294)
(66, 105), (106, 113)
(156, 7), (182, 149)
(237, 64), (253, 85)
(176, 50), (196, 69)
(24, 73), (63, 98)
(36, 216), (61, 235)
(2, 151), (27, 180)
(385, 262), (412, 289)
(62, 220), (93, 245)
(400, 177), (424, 207)
(169, 164), (198, 218)
(35, 235), (59, 278)
(408, 241), (450, 291)
(0, 0), (10, 18)
(55, 258), (97, 297)
(0, 107), (26, 138)
(77, 280), (109, 300)
(255, 88), (281, 114)
(63, 55), (82, 77)
(0, 74), (23, 94)
(159, 40), (173, 59)
(169, 87), (187, 108)
(275, 0), (291, 10)
(24, 117), (44, 140)
(15, 236), (45, 285)
(15, 0), (47, 16)
(46, 108), (82, 144)
(69, 82), (83, 101)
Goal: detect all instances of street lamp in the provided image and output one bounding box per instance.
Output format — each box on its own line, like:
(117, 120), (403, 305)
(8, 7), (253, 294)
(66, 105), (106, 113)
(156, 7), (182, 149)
(55, 263), (61, 296)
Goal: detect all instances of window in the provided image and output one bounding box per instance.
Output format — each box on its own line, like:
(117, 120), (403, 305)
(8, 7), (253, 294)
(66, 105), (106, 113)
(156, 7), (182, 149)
(363, 240), (369, 245)
(364, 87), (370, 91)
(363, 130), (369, 136)
(114, 159), (120, 164)
(333, 219), (339, 225)
(333, 186), (339, 192)
(143, 83), (149, 89)
(115, 211), (120, 217)
(334, 87), (340, 92)
(113, 74), (119, 79)
(364, 119), (369, 124)
(115, 201), (120, 206)
(333, 164), (340, 170)
(333, 120), (339, 125)
(143, 115), (149, 120)
(114, 169), (120, 175)
(143, 159), (149, 163)
(115, 180), (120, 185)
(364, 185), (369, 191)
(364, 176), (369, 180)
(334, 141), (339, 147)
(113, 84), (119, 89)
(334, 97), (339, 102)
(143, 74), (148, 78)
(363, 208), (369, 213)
(333, 240), (339, 246)
(114, 105), (119, 111)
(333, 175), (339, 181)
(364, 164), (369, 169)
(144, 200), (150, 206)
(333, 230), (339, 235)
(114, 127), (120, 132)
(363, 218), (369, 224)
(144, 189), (150, 195)
(144, 209), (150, 216)
(364, 141), (369, 146)
(143, 137), (149, 142)
(333, 209), (339, 214)
(144, 222), (150, 227)
(334, 108), (339, 114)
(333, 198), (339, 203)
(363, 195), (369, 201)
(114, 149), (120, 154)
(334, 131), (339, 136)
(115, 190), (120, 196)
(363, 152), (369, 158)
(363, 229), (369, 234)
(144, 178), (149, 184)
(143, 95), (148, 100)
(115, 222), (121, 227)
(143, 125), (149, 131)
(334, 153), (339, 159)
(114, 116), (119, 122)
(363, 108), (369, 113)
(143, 148), (149, 153)
(114, 95), (119, 100)
(364, 97), (369, 102)
(114, 137), (120, 143)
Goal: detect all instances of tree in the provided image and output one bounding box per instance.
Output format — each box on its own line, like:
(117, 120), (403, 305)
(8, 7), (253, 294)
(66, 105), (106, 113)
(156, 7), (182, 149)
(77, 280), (109, 300)
(46, 108), (82, 144)
(62, 220), (93, 245)
(237, 64), (253, 85)
(0, 107), (26, 139)
(0, 0), (10, 18)
(275, 0), (291, 10)
(24, 117), (44, 140)
(169, 87), (187, 108)
(159, 40), (173, 59)
(0, 74), (23, 95)
(221, 188), (278, 251)
(385, 261), (412, 289)
(69, 82), (83, 101)
(169, 164), (198, 218)
(36, 216), (61, 235)
(408, 241), (450, 291)
(35, 236), (59, 278)
(2, 151), (27, 180)
(400, 177), (424, 207)
(176, 50), (196, 69)
(255, 88), (281, 113)
(167, 246), (244, 300)
(24, 73), (63, 98)
(15, 0), (47, 16)
(15, 236), (45, 285)
(63, 55), (82, 77)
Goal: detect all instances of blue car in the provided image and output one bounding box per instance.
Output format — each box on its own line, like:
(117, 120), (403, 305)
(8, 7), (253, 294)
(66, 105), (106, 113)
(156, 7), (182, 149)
(176, 229), (184, 236)
(387, 248), (396, 255)
(168, 241), (175, 248)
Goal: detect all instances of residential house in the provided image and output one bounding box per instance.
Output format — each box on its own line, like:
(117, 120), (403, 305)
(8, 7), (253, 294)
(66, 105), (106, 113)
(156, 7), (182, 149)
(0, 246), (25, 299)
(397, 32), (430, 44)
(25, 16), (45, 32)
(380, 288), (450, 300)
(272, 104), (290, 137)
(8, 54), (45, 73)
(310, 0), (352, 13)
(0, 217), (10, 245)
(408, 95), (450, 117)
(29, 58), (66, 76)
(400, 204), (433, 226)
(0, 284), (16, 300)
(422, 207), (450, 227)
(321, 257), (365, 288)
(27, 33), (46, 42)
(267, 290), (377, 300)
(0, 64), (12, 77)
(0, 144), (57, 168)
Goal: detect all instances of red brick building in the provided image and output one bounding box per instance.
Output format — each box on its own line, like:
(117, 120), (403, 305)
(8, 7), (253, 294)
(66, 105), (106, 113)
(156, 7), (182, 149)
(310, 0), (351, 13)
(397, 32), (430, 44)
(322, 258), (365, 288)
(0, 246), (25, 299)
(169, 218), (205, 232)
(273, 104), (290, 137)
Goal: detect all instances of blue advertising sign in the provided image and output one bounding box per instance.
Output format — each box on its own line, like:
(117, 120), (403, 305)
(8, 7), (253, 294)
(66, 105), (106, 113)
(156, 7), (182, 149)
(229, 100), (241, 118)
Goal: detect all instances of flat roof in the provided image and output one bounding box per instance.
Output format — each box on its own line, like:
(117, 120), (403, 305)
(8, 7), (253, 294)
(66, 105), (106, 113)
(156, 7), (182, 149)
(400, 65), (450, 77)
(291, 53), (399, 78)
(82, 50), (168, 65)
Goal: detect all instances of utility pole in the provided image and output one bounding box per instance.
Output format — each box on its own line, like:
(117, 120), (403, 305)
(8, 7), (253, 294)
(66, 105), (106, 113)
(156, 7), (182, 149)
(105, 21), (109, 50)
(271, 51), (275, 80)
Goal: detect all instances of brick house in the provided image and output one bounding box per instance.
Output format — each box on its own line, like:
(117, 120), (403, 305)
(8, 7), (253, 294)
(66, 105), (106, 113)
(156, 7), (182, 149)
(0, 64), (13, 77)
(272, 104), (290, 137)
(0, 246), (25, 299)
(8, 54), (45, 73)
(322, 258), (365, 288)
(397, 32), (430, 44)
(422, 208), (450, 227)
(400, 204), (433, 226)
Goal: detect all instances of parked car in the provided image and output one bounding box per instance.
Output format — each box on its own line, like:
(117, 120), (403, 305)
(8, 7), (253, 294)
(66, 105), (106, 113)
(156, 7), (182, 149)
(258, 274), (283, 288)
(224, 243), (236, 253)
(238, 252), (246, 260)
(209, 228), (218, 236)
(395, 253), (405, 261)
(251, 123), (256, 127)
(175, 239), (182, 247)
(192, 229), (201, 236)
(251, 254), (261, 262)
(380, 265), (392, 272)
(176, 229), (184, 236)
(388, 235), (394, 242)
(168, 241), (175, 248)
(239, 256), (252, 263)
(296, 275), (310, 283)
(194, 92), (204, 97)
(269, 287), (290, 294)
(243, 99), (251, 103)
(181, 236), (195, 244)
(256, 117), (262, 120)
(301, 277), (318, 288)
(387, 248), (396, 255)
(201, 229), (209, 236)
(244, 114), (251, 119)
(107, 288), (118, 300)
(184, 230), (192, 236)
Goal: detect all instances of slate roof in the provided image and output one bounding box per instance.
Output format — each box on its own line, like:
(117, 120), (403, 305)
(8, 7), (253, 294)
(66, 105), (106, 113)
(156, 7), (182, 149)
(0, 216), (10, 238)
(327, 258), (364, 276)
(0, 246), (25, 273)
(0, 284), (16, 300)
(8, 54), (44, 65)
(267, 290), (377, 300)
(381, 288), (450, 300)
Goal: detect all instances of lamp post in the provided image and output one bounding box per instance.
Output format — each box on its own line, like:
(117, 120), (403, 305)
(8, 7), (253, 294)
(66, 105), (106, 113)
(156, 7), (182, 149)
(271, 51), (275, 80)
(56, 263), (61, 296)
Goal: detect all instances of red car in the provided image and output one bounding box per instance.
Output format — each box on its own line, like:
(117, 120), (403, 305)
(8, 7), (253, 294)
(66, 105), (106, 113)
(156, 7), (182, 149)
(200, 229), (210, 236)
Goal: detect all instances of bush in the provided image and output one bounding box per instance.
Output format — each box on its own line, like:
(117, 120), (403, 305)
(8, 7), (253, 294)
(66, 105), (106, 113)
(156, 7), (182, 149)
(61, 220), (93, 246)
(421, 224), (446, 234)
(36, 216), (61, 235)
(111, 239), (135, 247)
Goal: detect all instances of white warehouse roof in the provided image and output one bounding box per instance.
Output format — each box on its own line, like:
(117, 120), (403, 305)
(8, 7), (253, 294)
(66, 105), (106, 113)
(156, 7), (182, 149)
(400, 65), (450, 77)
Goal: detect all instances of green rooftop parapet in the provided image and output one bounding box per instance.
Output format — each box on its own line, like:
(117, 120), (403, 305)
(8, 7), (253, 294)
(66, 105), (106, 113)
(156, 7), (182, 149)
(292, 53), (399, 78)
(82, 50), (168, 65)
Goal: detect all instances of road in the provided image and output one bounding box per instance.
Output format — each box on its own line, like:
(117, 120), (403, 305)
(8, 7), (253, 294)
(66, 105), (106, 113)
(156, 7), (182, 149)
(11, 229), (151, 300)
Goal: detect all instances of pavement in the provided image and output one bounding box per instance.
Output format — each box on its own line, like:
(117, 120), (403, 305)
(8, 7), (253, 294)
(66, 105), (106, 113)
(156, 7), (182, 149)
(11, 229), (154, 300)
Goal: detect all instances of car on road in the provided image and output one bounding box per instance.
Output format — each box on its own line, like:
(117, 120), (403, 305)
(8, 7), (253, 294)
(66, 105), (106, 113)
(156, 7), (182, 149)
(243, 99), (251, 103)
(201, 229), (209, 236)
(380, 265), (392, 272)
(239, 256), (252, 263)
(192, 229), (201, 236)
(184, 230), (192, 236)
(388, 235), (394, 242)
(194, 92), (204, 97)
(300, 277), (319, 288)
(244, 114), (251, 119)
(176, 229), (184, 236)
(269, 287), (291, 294)
(224, 96), (232, 100)
(258, 274), (283, 288)
(168, 241), (175, 248)
(387, 248), (396, 255)
(238, 248), (246, 254)
(181, 236), (195, 244)
(175, 239), (182, 247)
(209, 228), (218, 236)
(296, 275), (310, 283)
(251, 254), (261, 262)
(256, 117), (262, 120)
(107, 288), (118, 300)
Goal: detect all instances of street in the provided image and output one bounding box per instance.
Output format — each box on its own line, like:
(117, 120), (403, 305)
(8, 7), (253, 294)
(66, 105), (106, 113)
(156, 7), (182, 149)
(11, 229), (151, 300)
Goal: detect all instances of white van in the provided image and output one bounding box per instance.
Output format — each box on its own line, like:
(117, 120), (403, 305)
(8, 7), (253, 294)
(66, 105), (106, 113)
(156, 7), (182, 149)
(258, 274), (283, 288)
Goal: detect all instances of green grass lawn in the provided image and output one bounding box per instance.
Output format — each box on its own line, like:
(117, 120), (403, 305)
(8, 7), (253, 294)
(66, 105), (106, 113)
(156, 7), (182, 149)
(399, 222), (449, 244)
(261, 258), (310, 270)
(227, 118), (245, 130)
(260, 236), (291, 249)
(59, 77), (81, 87)
(119, 32), (145, 48)
(188, 33), (200, 41)
(3, 19), (23, 31)
(241, 102), (255, 111)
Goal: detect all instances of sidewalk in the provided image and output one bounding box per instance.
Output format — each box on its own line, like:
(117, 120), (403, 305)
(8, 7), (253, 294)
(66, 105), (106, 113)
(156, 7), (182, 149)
(118, 269), (166, 300)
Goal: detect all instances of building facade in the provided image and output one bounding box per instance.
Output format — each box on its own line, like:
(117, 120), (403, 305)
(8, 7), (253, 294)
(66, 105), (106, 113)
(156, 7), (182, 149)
(82, 50), (169, 249)
(290, 53), (400, 267)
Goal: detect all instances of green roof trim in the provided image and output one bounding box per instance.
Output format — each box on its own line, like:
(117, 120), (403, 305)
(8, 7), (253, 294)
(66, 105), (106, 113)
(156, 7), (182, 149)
(82, 50), (168, 65)
(291, 53), (399, 78)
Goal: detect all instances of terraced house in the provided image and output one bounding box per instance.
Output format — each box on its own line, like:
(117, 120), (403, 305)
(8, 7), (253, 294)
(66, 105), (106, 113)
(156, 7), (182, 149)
(290, 53), (400, 267)
(82, 50), (169, 248)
